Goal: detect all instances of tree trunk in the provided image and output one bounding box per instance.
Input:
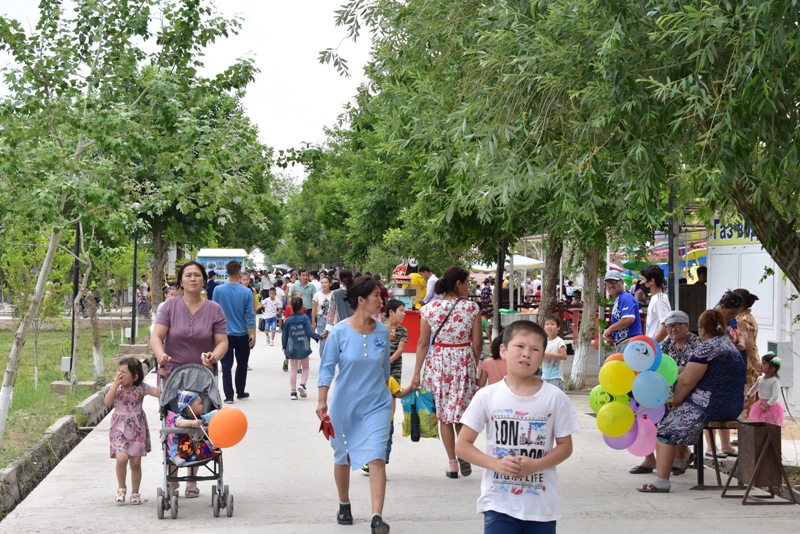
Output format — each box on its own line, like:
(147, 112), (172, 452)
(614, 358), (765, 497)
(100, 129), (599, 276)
(0, 229), (62, 444)
(493, 240), (507, 337)
(569, 243), (599, 389)
(151, 222), (170, 310)
(87, 294), (103, 382)
(33, 312), (40, 391)
(539, 229), (563, 323)
(730, 182), (800, 293)
(176, 242), (186, 261)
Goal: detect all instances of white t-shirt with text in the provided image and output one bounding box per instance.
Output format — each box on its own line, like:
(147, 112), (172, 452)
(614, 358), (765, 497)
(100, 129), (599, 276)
(459, 379), (581, 522)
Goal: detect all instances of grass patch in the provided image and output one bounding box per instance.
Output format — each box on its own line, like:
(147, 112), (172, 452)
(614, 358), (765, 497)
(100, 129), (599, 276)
(0, 321), (144, 466)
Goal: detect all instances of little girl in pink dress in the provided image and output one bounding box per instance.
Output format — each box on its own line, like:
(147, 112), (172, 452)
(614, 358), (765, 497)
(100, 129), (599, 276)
(105, 357), (160, 505)
(746, 353), (784, 426)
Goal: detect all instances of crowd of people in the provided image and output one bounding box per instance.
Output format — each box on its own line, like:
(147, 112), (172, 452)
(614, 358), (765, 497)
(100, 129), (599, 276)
(101, 260), (786, 532)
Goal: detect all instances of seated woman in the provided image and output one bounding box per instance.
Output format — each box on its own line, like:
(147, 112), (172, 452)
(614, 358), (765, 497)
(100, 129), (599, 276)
(637, 309), (745, 493)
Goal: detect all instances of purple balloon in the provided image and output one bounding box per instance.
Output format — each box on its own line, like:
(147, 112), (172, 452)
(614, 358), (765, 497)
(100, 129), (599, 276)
(603, 419), (639, 450)
(628, 399), (666, 424)
(627, 418), (657, 456)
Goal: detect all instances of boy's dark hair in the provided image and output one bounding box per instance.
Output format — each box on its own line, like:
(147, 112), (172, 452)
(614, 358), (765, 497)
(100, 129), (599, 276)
(290, 296), (304, 313)
(419, 266), (432, 274)
(490, 336), (503, 360)
(640, 265), (666, 288)
(543, 314), (562, 327)
(502, 320), (547, 349)
(697, 266), (707, 276)
(226, 260), (242, 276)
(269, 286), (277, 293)
(385, 298), (405, 315)
(119, 357), (145, 386)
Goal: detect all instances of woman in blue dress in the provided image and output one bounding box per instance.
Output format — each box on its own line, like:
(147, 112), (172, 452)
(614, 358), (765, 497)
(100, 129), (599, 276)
(317, 276), (392, 534)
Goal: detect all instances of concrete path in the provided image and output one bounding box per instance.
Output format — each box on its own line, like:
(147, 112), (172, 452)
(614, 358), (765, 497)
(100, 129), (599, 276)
(1, 339), (798, 533)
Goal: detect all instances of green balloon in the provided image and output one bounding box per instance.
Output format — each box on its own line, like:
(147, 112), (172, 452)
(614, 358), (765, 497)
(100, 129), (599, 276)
(589, 385), (613, 414)
(656, 354), (679, 385)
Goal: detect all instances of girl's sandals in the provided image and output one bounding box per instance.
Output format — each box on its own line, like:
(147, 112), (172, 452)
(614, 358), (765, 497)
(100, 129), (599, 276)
(637, 483), (670, 493)
(115, 488), (127, 503)
(129, 493), (142, 505)
(458, 457), (472, 477)
(185, 485), (200, 498)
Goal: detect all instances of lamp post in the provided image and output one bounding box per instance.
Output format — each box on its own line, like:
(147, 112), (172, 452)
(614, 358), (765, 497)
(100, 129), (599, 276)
(130, 203), (140, 345)
(68, 221), (80, 381)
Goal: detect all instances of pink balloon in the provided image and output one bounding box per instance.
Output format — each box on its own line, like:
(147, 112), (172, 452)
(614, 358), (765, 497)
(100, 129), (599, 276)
(628, 399), (666, 424)
(627, 418), (657, 456)
(603, 419), (638, 450)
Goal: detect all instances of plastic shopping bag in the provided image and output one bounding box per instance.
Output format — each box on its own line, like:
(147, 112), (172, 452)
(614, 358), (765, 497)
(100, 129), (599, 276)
(402, 389), (439, 441)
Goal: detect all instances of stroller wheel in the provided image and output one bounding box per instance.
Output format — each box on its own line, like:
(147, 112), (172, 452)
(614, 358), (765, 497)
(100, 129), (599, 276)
(170, 495), (179, 519)
(157, 494), (165, 519)
(226, 494), (234, 517)
(212, 486), (220, 517)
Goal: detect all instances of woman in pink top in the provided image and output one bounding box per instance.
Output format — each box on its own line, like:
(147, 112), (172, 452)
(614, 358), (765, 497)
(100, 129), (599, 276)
(476, 337), (507, 386)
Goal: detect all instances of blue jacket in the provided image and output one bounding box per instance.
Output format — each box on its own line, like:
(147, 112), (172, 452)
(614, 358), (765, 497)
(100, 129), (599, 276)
(282, 312), (320, 359)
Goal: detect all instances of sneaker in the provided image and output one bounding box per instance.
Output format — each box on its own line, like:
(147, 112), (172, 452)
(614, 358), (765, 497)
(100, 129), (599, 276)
(236, 393), (250, 400)
(224, 398), (234, 404)
(290, 392), (298, 400)
(297, 384), (307, 398)
(359, 465), (369, 475)
(370, 514), (390, 534)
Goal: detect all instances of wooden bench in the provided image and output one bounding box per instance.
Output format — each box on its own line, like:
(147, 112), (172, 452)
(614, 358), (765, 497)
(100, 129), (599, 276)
(691, 420), (743, 490)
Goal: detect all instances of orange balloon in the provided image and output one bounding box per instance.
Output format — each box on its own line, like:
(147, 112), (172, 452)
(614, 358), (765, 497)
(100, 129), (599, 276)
(208, 408), (248, 448)
(604, 353), (625, 364)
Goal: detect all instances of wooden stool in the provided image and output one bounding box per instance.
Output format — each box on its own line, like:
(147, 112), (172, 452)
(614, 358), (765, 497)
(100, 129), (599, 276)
(721, 421), (798, 504)
(691, 420), (741, 490)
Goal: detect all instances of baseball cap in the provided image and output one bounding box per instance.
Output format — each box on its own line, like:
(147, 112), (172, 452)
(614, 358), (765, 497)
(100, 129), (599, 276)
(603, 270), (623, 281)
(664, 310), (690, 325)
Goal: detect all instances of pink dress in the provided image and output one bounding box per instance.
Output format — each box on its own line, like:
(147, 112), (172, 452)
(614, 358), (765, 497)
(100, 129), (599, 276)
(109, 383), (152, 458)
(421, 299), (480, 424)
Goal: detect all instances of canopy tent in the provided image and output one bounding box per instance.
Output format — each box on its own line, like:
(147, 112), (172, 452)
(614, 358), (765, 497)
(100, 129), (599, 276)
(471, 255), (545, 272)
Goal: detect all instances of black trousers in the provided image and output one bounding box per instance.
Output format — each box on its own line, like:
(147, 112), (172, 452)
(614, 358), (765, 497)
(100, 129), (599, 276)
(221, 334), (250, 400)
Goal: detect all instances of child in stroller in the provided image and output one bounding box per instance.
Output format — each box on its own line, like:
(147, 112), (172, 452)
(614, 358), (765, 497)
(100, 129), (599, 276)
(158, 363), (233, 519)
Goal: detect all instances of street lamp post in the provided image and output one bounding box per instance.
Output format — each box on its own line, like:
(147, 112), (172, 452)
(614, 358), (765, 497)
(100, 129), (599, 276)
(130, 222), (138, 345)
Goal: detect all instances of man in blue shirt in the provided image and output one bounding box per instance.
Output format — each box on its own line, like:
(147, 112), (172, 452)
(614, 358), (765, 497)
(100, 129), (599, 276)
(206, 270), (218, 301)
(212, 261), (256, 403)
(602, 270), (642, 352)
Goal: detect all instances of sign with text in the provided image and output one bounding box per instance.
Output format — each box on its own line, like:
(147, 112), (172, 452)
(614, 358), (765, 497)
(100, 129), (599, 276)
(708, 218), (760, 246)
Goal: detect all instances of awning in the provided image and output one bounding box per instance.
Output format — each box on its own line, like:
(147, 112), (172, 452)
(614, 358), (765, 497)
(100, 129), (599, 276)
(471, 255), (546, 272)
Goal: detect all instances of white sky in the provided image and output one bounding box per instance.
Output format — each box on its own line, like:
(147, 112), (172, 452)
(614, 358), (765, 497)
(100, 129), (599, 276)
(0, 1), (372, 178)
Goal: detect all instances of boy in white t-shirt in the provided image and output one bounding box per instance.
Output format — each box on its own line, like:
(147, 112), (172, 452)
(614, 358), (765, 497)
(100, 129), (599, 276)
(542, 314), (568, 391)
(456, 320), (580, 533)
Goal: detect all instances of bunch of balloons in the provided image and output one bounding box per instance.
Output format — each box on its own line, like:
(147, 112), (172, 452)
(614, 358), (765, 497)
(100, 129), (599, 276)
(590, 335), (679, 457)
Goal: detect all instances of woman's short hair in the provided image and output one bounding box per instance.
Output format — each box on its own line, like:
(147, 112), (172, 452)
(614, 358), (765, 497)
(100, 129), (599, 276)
(434, 266), (469, 295)
(698, 309), (727, 337)
(177, 261), (208, 289)
(385, 298), (405, 315)
(347, 275), (379, 310)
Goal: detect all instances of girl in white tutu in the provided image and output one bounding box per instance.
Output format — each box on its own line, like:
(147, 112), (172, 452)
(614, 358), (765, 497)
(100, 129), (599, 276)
(746, 353), (784, 426)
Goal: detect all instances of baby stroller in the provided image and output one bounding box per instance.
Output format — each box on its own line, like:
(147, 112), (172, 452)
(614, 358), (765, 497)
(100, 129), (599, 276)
(157, 363), (233, 519)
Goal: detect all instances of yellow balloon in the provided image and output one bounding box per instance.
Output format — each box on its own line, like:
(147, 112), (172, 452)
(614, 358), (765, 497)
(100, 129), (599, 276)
(597, 401), (635, 437)
(598, 360), (635, 396)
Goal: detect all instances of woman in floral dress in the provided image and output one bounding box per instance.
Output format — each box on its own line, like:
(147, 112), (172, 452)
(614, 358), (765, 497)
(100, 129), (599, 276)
(412, 266), (482, 479)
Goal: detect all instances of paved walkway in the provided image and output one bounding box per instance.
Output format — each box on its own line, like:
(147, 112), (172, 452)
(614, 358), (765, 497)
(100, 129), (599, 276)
(1, 339), (798, 533)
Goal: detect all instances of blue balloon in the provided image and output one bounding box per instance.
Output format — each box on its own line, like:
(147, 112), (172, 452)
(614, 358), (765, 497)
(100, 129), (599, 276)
(632, 371), (670, 408)
(648, 341), (663, 371)
(623, 340), (658, 372)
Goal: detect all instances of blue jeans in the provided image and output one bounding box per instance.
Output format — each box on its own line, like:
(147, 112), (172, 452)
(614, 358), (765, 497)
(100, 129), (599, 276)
(484, 511), (556, 534)
(315, 315), (327, 357)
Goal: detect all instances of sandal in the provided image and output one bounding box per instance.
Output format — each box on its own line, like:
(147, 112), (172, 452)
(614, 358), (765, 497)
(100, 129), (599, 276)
(445, 470), (459, 479)
(705, 452), (727, 459)
(457, 457), (472, 477)
(129, 492), (142, 505)
(671, 465), (687, 476)
(185, 485), (200, 498)
(721, 450), (737, 457)
(629, 465), (654, 474)
(115, 488), (127, 504)
(637, 483), (670, 493)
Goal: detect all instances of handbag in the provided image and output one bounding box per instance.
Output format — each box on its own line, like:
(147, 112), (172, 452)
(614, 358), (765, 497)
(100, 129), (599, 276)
(319, 412), (334, 440)
(402, 389), (439, 441)
(258, 316), (266, 332)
